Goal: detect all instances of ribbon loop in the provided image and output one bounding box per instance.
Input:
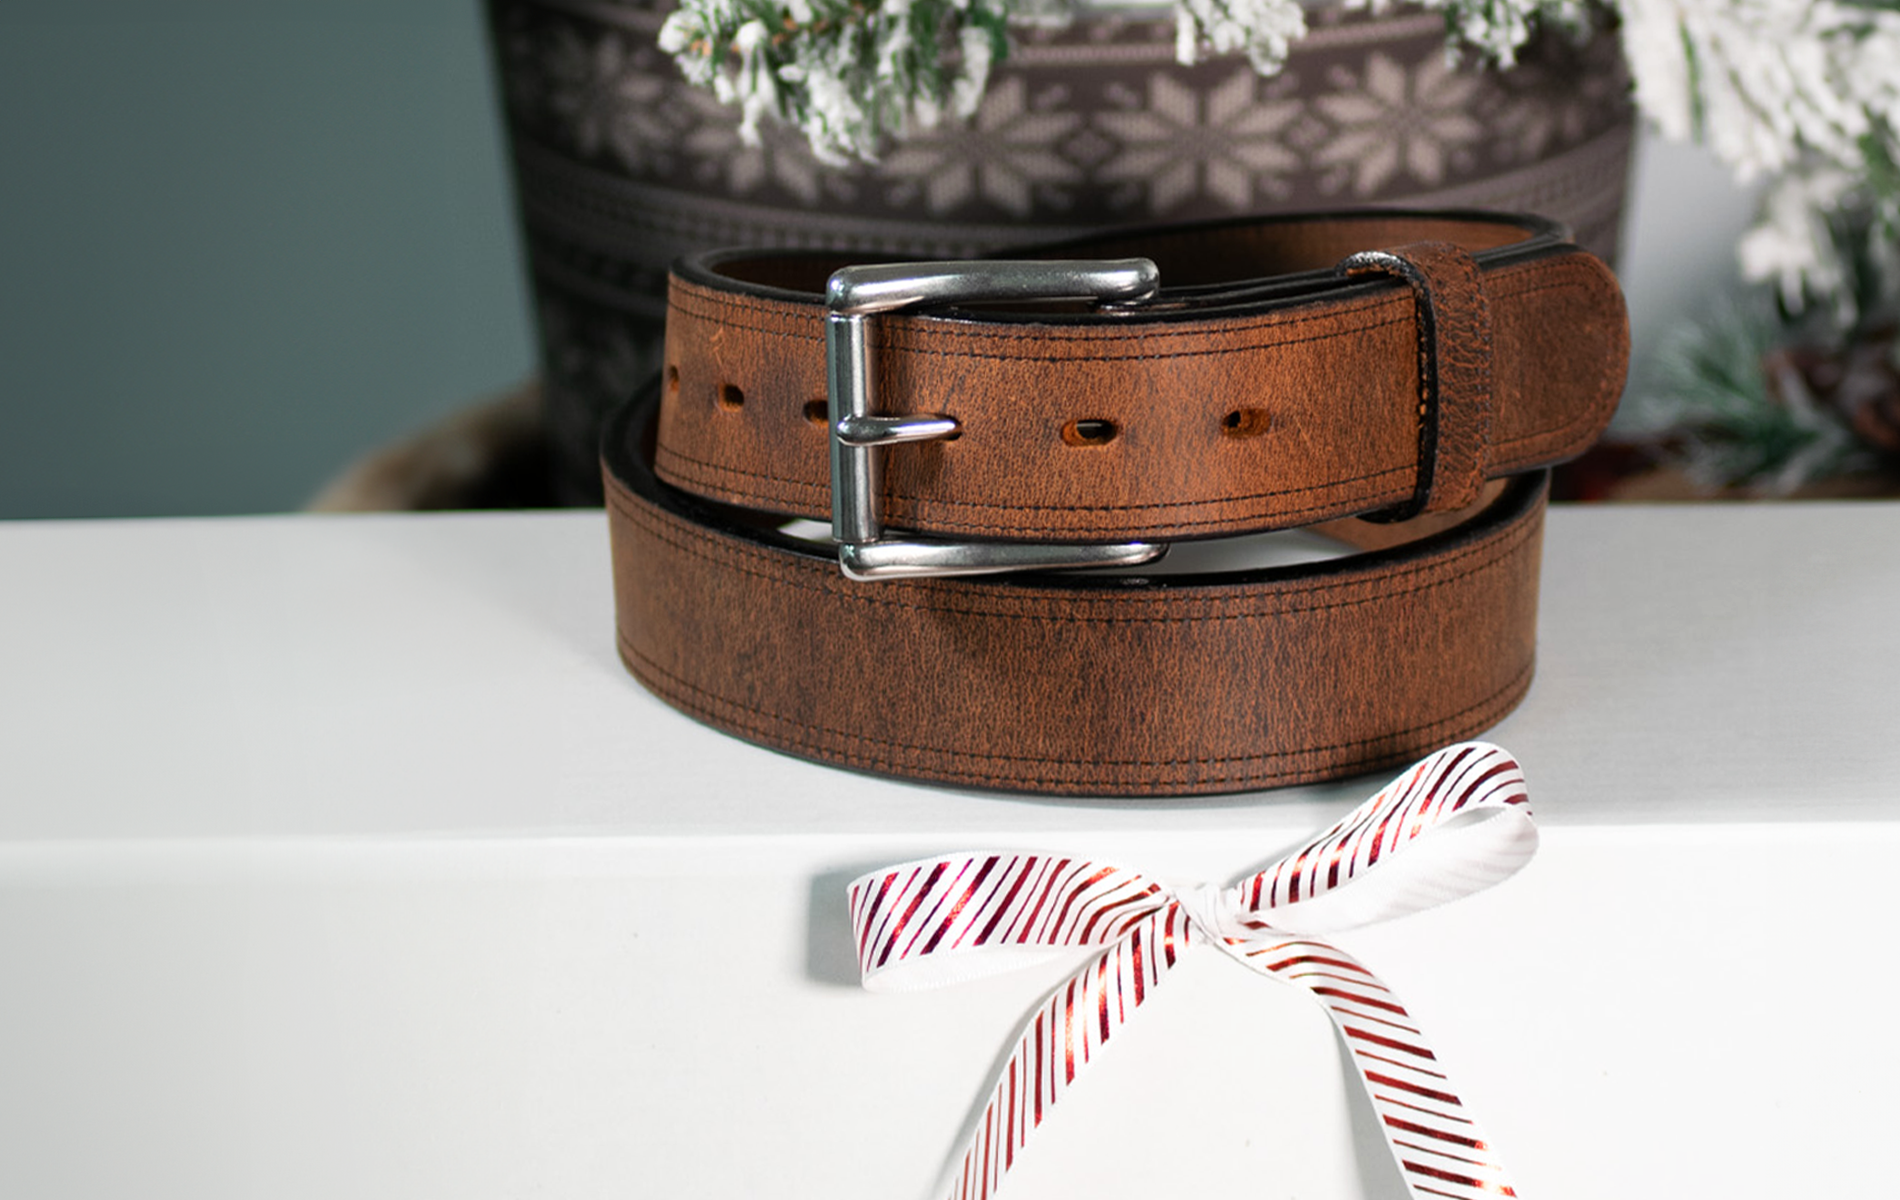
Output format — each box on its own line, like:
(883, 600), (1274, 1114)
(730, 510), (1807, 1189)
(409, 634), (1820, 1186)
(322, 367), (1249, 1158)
(849, 742), (1535, 1200)
(1244, 741), (1535, 934)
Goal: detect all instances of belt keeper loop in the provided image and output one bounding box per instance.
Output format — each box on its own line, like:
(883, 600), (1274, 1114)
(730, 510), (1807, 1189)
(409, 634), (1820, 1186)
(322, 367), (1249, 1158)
(1339, 241), (1495, 520)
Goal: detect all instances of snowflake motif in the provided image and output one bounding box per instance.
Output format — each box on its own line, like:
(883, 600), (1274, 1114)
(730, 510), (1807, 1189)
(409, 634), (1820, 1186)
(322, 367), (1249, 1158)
(1093, 69), (1302, 213)
(679, 88), (855, 207)
(879, 78), (1083, 217)
(543, 25), (673, 173)
(588, 318), (658, 409)
(1491, 57), (1625, 163)
(534, 293), (663, 424)
(1312, 52), (1484, 197)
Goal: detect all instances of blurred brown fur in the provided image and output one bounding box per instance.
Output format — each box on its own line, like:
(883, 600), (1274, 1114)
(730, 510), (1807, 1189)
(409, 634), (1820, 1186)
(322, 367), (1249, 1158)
(307, 382), (557, 512)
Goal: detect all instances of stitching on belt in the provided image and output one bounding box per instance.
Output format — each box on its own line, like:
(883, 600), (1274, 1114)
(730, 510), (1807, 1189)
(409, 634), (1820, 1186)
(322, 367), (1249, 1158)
(608, 481), (1536, 619)
(651, 441), (1416, 526)
(607, 482), (1537, 624)
(669, 258), (1602, 356)
(619, 636), (1532, 786)
(668, 294), (1414, 362)
(617, 214), (1620, 794)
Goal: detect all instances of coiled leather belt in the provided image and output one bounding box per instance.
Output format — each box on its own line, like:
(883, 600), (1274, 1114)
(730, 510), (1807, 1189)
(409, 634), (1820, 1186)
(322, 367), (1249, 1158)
(603, 211), (1628, 796)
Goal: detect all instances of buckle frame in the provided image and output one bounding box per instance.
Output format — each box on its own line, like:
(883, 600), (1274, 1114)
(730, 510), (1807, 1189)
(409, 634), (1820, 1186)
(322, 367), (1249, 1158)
(825, 259), (1167, 581)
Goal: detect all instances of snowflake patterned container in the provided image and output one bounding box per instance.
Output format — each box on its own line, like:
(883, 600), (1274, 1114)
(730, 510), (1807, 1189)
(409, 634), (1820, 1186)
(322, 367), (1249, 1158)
(486, 0), (1636, 502)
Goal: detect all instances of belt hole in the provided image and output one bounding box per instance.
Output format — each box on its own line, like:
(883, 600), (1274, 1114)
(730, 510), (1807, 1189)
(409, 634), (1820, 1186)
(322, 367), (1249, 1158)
(1062, 418), (1118, 447)
(718, 383), (744, 411)
(803, 398), (828, 425)
(666, 365), (680, 393)
(1221, 408), (1270, 438)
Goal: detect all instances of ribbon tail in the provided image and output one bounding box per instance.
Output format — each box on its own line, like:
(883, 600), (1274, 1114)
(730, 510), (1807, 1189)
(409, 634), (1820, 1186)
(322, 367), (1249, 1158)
(936, 903), (1191, 1200)
(1245, 932), (1519, 1199)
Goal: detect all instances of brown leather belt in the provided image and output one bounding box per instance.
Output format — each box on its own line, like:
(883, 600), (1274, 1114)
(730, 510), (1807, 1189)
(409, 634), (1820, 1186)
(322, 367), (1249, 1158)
(603, 211), (1628, 796)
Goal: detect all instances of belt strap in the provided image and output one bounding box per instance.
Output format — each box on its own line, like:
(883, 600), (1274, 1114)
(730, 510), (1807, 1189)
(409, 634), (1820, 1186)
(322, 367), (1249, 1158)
(604, 210), (1627, 796)
(1339, 241), (1495, 518)
(655, 210), (1624, 541)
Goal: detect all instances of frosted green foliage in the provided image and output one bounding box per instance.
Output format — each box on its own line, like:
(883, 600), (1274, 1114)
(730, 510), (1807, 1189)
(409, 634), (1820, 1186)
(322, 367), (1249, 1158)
(1627, 204), (1899, 493)
(1618, 0), (1897, 178)
(660, 0), (1900, 314)
(658, 0), (1012, 163)
(1615, 0), (1900, 306)
(1351, 0), (1594, 68)
(658, 0), (1312, 160)
(1627, 299), (1873, 492)
(1172, 0), (1309, 74)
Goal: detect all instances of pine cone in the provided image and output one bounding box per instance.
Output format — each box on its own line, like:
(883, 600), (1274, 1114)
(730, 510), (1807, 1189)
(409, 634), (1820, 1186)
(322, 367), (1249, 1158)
(1835, 325), (1900, 456)
(1767, 324), (1900, 458)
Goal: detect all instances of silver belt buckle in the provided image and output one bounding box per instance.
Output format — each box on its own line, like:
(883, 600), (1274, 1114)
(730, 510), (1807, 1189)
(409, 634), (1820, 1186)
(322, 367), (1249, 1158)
(826, 258), (1168, 581)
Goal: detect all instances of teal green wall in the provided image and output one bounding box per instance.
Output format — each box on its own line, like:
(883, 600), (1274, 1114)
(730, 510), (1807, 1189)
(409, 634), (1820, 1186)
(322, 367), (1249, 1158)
(0, 2), (534, 518)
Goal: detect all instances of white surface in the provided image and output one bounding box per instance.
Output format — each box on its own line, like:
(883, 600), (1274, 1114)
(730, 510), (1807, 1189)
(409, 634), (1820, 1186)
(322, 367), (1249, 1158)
(3, 506), (1898, 1199)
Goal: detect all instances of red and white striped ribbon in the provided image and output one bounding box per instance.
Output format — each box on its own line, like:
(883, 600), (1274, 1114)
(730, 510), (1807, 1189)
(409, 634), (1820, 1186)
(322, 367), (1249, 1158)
(849, 741), (1537, 1200)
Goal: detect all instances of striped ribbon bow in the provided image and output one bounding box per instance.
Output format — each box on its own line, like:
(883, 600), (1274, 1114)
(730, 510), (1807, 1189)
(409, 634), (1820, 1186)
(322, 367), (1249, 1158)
(849, 742), (1538, 1200)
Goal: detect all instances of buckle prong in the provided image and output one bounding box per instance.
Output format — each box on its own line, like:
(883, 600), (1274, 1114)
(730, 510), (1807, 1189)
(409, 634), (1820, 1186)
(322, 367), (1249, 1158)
(834, 413), (960, 448)
(825, 259), (1167, 582)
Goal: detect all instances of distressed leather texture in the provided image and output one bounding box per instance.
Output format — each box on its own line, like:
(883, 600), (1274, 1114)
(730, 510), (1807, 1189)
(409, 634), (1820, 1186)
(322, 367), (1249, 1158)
(604, 211), (1629, 796)
(655, 212), (1625, 541)
(1339, 241), (1495, 517)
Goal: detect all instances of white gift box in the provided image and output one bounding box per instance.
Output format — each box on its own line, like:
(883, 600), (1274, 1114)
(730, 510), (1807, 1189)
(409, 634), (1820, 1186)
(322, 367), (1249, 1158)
(3, 506), (1897, 1199)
